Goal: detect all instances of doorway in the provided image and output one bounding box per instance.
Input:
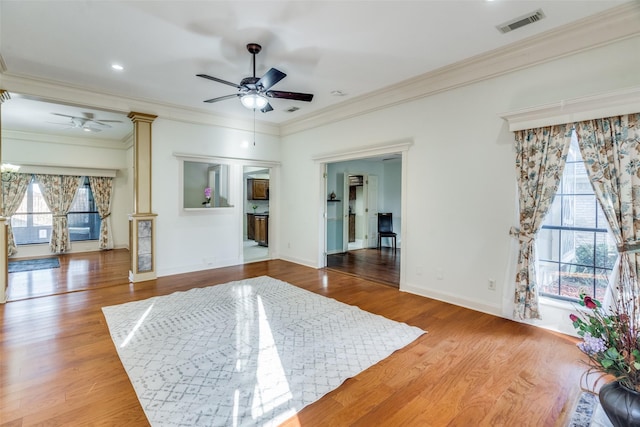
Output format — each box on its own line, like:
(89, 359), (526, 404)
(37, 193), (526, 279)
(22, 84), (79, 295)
(243, 166), (270, 262)
(323, 154), (402, 286)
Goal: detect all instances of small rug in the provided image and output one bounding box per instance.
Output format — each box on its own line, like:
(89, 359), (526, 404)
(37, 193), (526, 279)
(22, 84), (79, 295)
(567, 392), (613, 427)
(102, 276), (425, 427)
(8, 257), (60, 273)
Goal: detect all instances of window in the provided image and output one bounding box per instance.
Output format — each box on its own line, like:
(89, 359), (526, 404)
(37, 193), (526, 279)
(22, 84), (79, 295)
(12, 176), (101, 244)
(537, 131), (617, 302)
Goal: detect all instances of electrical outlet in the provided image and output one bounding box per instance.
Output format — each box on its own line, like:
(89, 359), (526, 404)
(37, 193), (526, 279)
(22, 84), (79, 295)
(488, 279), (496, 290)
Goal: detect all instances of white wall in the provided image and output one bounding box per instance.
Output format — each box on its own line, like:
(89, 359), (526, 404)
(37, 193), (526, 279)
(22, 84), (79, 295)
(325, 158), (401, 251)
(151, 118), (280, 277)
(382, 159), (401, 238)
(278, 36), (640, 335)
(2, 131), (131, 257)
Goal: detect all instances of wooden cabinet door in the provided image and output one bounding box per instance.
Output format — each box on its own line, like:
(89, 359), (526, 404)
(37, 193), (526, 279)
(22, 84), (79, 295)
(255, 216), (268, 246)
(248, 179), (269, 200)
(247, 214), (255, 240)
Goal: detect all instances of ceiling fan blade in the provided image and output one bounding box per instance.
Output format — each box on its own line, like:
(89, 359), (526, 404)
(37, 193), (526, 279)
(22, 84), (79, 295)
(197, 74), (241, 89)
(257, 68), (286, 91)
(260, 103), (274, 113)
(91, 121), (112, 128)
(51, 113), (76, 119)
(265, 90), (314, 102)
(203, 93), (241, 103)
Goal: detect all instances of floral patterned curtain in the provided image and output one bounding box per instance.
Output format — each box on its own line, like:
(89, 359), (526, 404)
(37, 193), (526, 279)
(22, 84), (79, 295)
(35, 174), (83, 253)
(575, 113), (640, 300)
(88, 176), (114, 250)
(512, 125), (573, 319)
(1, 173), (31, 256)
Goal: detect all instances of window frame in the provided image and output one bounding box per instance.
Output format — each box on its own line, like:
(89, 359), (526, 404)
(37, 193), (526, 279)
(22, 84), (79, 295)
(11, 175), (101, 245)
(536, 131), (617, 302)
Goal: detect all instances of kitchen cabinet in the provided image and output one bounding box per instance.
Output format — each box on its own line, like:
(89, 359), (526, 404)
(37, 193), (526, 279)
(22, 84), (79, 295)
(247, 179), (269, 200)
(255, 215), (268, 247)
(247, 213), (255, 240)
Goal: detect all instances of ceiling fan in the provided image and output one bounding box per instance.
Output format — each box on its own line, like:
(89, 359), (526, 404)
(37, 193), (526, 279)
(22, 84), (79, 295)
(50, 112), (123, 132)
(197, 43), (314, 113)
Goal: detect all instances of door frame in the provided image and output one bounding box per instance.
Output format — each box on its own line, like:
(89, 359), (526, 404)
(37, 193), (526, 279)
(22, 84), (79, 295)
(315, 140), (412, 288)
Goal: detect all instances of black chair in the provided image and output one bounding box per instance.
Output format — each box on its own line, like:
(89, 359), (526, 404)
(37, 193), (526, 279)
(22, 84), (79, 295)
(377, 213), (396, 251)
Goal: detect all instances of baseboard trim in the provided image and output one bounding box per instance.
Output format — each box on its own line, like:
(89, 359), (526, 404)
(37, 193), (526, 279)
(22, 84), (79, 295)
(402, 283), (502, 318)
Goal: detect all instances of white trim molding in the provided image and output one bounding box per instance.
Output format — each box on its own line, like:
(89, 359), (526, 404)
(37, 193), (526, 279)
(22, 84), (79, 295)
(500, 86), (640, 131)
(312, 139), (413, 163)
(16, 164), (117, 178)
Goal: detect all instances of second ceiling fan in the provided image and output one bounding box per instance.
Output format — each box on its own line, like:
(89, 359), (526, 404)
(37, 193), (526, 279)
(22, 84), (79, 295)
(197, 43), (313, 113)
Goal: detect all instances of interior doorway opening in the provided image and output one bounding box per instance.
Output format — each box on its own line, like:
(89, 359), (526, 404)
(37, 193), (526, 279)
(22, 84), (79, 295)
(323, 153), (402, 287)
(243, 166), (270, 263)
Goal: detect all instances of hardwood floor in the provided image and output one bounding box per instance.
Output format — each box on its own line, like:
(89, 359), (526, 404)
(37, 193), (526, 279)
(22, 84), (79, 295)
(327, 248), (400, 287)
(0, 251), (588, 426)
(7, 249), (130, 301)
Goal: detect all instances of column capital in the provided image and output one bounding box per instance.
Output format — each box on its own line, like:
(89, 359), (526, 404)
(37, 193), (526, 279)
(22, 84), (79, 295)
(128, 112), (157, 123)
(0, 90), (10, 104)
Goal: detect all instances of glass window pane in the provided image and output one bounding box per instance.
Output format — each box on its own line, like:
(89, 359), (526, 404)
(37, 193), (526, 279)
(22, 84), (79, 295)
(571, 196), (596, 228)
(537, 228), (559, 262)
(33, 213), (52, 227)
(538, 261), (560, 296)
(559, 262), (590, 300)
(544, 197), (562, 226)
(595, 268), (611, 302)
(11, 214), (27, 228)
(562, 164), (577, 194)
(595, 233), (618, 269)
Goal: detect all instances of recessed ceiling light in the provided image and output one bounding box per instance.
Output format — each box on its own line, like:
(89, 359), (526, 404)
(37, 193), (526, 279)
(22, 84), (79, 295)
(111, 64), (124, 71)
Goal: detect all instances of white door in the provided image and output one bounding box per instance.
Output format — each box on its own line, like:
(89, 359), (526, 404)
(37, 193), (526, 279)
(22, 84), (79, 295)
(366, 174), (378, 248)
(342, 174), (350, 252)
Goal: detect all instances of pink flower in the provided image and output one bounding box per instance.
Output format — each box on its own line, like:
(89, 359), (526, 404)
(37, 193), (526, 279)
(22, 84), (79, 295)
(584, 296), (597, 309)
(569, 314), (579, 322)
(204, 187), (212, 198)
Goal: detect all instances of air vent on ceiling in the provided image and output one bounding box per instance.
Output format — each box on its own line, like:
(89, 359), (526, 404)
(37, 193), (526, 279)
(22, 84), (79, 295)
(285, 106), (300, 113)
(497, 9), (545, 34)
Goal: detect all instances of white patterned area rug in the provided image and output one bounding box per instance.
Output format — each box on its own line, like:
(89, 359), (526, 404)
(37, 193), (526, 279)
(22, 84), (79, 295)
(102, 276), (425, 426)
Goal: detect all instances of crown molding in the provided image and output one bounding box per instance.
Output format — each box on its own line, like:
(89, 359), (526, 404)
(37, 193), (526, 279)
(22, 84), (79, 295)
(281, 1), (640, 136)
(312, 139), (413, 163)
(500, 86), (640, 131)
(0, 73), (281, 137)
(2, 129), (130, 150)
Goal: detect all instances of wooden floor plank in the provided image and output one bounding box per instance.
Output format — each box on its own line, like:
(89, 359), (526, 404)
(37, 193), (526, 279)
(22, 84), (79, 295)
(0, 250), (587, 426)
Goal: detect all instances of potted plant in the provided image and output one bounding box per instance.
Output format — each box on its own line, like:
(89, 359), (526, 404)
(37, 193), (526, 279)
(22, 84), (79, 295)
(202, 187), (212, 207)
(571, 285), (640, 426)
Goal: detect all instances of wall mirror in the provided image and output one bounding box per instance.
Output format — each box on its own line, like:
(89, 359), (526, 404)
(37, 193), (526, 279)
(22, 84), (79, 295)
(183, 160), (232, 209)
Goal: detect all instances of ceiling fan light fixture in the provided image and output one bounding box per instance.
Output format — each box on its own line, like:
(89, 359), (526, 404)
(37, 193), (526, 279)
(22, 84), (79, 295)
(241, 92), (268, 109)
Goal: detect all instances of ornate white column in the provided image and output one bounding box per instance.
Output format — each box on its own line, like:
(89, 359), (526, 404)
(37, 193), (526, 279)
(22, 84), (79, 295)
(128, 112), (157, 283)
(0, 90), (10, 303)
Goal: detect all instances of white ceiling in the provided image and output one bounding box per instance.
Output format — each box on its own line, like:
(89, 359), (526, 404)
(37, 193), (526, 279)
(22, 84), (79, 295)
(0, 0), (631, 141)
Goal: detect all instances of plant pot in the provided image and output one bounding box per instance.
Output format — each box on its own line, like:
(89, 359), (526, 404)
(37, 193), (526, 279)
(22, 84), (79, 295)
(599, 381), (640, 427)
(205, 203), (211, 208)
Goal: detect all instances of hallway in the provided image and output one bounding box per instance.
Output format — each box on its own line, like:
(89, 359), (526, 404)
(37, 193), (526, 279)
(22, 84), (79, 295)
(326, 248), (399, 287)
